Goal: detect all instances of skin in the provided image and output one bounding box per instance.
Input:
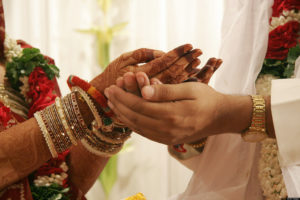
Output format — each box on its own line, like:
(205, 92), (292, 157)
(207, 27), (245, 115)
(104, 70), (275, 146)
(0, 44), (202, 194)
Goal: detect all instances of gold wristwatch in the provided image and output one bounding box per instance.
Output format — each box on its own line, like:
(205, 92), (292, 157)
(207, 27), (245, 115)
(242, 95), (268, 142)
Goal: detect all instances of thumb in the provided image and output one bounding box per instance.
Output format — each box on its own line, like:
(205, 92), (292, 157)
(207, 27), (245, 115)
(141, 82), (200, 101)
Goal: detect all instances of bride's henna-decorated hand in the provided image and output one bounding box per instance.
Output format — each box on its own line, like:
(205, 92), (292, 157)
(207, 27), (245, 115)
(115, 57), (222, 97)
(90, 44), (200, 93)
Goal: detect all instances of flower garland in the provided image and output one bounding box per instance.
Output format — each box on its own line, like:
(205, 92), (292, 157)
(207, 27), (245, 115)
(257, 0), (300, 199)
(3, 36), (72, 200)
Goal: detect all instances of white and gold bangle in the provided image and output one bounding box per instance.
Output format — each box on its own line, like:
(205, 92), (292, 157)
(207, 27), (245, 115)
(55, 97), (78, 146)
(34, 112), (58, 158)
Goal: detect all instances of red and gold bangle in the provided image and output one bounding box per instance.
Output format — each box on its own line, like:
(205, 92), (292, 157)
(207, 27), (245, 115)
(67, 75), (114, 117)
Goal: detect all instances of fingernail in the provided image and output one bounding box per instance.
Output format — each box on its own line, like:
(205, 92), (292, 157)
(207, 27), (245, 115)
(142, 86), (154, 99)
(137, 76), (144, 85)
(104, 88), (110, 99)
(107, 101), (114, 109)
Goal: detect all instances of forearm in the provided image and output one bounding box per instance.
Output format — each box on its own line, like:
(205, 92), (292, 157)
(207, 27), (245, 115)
(0, 118), (51, 190)
(68, 143), (109, 194)
(220, 95), (275, 138)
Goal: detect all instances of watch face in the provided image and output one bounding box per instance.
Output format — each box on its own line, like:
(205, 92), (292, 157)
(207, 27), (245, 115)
(244, 132), (268, 143)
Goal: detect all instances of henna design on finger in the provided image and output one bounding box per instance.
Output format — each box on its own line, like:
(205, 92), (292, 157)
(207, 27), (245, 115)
(153, 50), (202, 84)
(196, 66), (215, 84)
(185, 59), (201, 73)
(196, 58), (223, 84)
(132, 48), (155, 62)
(137, 44), (193, 77)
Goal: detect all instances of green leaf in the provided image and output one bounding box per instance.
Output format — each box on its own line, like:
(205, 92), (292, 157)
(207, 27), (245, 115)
(283, 63), (295, 78)
(99, 155), (118, 198)
(5, 47), (60, 91)
(287, 44), (300, 64)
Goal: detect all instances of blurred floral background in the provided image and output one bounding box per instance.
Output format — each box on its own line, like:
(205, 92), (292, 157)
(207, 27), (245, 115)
(3, 0), (223, 199)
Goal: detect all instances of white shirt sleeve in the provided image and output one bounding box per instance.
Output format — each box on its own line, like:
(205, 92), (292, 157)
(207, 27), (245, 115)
(272, 78), (300, 167)
(271, 76), (300, 197)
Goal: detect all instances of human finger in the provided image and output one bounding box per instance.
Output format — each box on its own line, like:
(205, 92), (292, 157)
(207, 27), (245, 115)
(135, 44), (193, 77)
(150, 78), (162, 85)
(107, 101), (170, 144)
(123, 72), (140, 95)
(105, 85), (177, 118)
(116, 77), (124, 88)
(196, 58), (222, 84)
(106, 99), (169, 143)
(135, 72), (150, 91)
(153, 49), (202, 84)
(118, 48), (165, 69)
(141, 82), (201, 101)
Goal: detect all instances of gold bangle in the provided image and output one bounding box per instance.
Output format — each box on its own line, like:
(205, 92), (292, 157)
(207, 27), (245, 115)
(34, 112), (58, 158)
(55, 97), (77, 145)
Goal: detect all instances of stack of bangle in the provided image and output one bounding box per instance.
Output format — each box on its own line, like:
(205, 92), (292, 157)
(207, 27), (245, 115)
(66, 75), (132, 157)
(34, 93), (87, 158)
(35, 88), (131, 158)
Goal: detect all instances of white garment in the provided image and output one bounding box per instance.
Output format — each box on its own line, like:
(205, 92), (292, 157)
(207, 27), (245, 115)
(271, 56), (300, 197)
(171, 0), (274, 199)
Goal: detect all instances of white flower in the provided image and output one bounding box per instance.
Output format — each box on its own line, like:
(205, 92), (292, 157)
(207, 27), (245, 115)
(270, 9), (300, 31)
(33, 162), (69, 187)
(4, 36), (22, 62)
(257, 77), (287, 199)
(256, 74), (278, 96)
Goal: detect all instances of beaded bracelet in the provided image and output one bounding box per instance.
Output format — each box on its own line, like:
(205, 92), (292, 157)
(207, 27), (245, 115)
(67, 75), (114, 117)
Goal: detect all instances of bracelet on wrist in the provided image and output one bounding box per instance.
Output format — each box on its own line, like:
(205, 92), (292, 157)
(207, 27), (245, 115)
(242, 95), (268, 143)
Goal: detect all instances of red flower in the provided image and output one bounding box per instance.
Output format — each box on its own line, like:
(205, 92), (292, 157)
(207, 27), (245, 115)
(35, 150), (69, 177)
(266, 21), (299, 60)
(0, 104), (12, 127)
(272, 0), (300, 17)
(26, 67), (58, 117)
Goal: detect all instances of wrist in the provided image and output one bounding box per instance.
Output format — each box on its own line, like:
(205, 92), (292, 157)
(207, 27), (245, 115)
(264, 96), (275, 138)
(218, 94), (252, 134)
(90, 75), (104, 93)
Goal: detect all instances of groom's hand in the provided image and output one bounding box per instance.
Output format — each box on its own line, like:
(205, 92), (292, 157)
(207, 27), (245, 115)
(104, 82), (225, 145)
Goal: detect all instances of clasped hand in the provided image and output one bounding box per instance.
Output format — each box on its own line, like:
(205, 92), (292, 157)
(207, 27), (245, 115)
(103, 56), (238, 145)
